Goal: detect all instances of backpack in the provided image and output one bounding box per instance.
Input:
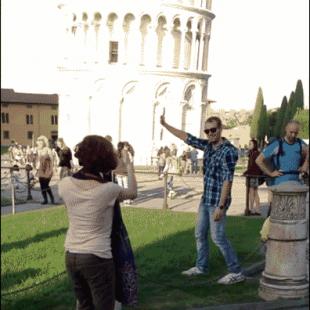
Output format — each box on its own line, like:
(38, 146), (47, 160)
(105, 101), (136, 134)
(265, 138), (303, 186)
(273, 138), (303, 170)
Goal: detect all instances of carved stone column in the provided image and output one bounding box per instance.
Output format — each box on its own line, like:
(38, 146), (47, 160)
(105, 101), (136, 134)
(259, 182), (309, 300)
(197, 20), (205, 71)
(178, 25), (187, 70)
(190, 20), (198, 71)
(202, 33), (210, 72)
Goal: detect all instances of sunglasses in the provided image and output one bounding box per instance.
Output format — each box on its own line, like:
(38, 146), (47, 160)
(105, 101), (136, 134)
(204, 127), (218, 135)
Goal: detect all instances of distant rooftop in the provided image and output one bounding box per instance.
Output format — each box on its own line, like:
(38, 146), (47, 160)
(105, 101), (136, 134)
(1, 88), (58, 105)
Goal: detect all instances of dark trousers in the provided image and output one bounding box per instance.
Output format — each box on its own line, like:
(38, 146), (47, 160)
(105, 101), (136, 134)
(65, 252), (115, 310)
(39, 177), (54, 203)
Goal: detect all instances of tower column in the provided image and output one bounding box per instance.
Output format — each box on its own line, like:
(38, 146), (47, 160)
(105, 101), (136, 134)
(190, 20), (198, 71)
(198, 19), (206, 71)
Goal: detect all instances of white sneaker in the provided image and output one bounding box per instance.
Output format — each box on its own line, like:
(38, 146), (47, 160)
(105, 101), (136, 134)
(217, 272), (245, 285)
(181, 266), (204, 276)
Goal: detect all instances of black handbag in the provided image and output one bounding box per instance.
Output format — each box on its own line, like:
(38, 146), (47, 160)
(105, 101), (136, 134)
(111, 202), (138, 306)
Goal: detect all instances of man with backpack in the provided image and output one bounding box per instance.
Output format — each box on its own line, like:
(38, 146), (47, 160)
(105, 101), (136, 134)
(255, 120), (308, 186)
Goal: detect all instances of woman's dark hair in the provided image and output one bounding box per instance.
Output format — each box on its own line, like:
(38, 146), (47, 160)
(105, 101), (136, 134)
(74, 135), (117, 174)
(250, 139), (258, 150)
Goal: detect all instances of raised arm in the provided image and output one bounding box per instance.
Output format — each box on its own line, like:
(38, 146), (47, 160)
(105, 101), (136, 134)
(160, 114), (188, 142)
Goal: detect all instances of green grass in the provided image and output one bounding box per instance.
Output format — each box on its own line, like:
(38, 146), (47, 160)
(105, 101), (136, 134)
(1, 206), (264, 309)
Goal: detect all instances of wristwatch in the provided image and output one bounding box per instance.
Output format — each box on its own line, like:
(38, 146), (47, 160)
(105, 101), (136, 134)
(219, 205), (225, 210)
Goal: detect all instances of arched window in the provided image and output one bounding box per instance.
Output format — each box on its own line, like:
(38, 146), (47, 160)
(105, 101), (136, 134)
(152, 83), (170, 142)
(182, 85), (195, 131)
(107, 13), (118, 63)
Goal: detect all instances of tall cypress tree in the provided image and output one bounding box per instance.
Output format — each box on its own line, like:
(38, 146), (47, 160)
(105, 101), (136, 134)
(250, 87), (264, 141)
(294, 79), (304, 111)
(274, 96), (287, 137)
(259, 104), (268, 145)
(282, 91), (295, 133)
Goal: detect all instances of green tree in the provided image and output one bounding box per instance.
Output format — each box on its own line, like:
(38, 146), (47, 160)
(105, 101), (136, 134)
(282, 91), (295, 133)
(250, 87), (264, 142)
(259, 104), (268, 144)
(294, 109), (309, 139)
(267, 109), (278, 138)
(294, 79), (304, 111)
(274, 96), (287, 137)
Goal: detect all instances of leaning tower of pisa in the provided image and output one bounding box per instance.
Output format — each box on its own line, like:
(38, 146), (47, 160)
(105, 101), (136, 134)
(57, 0), (215, 164)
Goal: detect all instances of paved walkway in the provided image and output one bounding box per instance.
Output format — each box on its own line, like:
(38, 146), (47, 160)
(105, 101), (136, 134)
(1, 171), (270, 218)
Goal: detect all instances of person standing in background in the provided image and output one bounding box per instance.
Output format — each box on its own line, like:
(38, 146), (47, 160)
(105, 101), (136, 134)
(56, 138), (73, 179)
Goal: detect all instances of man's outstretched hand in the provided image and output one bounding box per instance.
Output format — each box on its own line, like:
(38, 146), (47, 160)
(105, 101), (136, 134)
(160, 114), (166, 126)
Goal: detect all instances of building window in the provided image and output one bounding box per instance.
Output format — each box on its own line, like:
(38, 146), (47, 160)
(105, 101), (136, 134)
(26, 114), (33, 124)
(51, 105), (57, 110)
(27, 131), (33, 140)
(26, 104), (32, 108)
(3, 131), (10, 139)
(1, 112), (9, 123)
(109, 41), (118, 63)
(2, 103), (9, 107)
(51, 115), (58, 125)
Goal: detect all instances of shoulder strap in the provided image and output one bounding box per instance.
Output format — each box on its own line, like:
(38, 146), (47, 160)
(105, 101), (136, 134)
(273, 138), (283, 170)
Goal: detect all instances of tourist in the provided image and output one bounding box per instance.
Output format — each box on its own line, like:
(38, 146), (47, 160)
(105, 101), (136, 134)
(190, 147), (199, 174)
(56, 138), (73, 179)
(243, 139), (263, 215)
(58, 135), (137, 310)
(36, 135), (56, 205)
(114, 141), (135, 205)
(160, 114), (245, 285)
(256, 120), (309, 186)
(157, 147), (166, 179)
(163, 147), (178, 198)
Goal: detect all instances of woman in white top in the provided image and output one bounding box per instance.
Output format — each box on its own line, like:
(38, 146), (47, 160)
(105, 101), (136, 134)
(58, 135), (137, 310)
(36, 135), (55, 204)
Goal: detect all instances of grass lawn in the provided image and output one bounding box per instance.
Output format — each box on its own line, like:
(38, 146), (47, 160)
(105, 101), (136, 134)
(1, 206), (264, 310)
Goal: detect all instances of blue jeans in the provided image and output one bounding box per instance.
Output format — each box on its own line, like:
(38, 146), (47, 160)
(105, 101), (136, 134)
(195, 202), (241, 274)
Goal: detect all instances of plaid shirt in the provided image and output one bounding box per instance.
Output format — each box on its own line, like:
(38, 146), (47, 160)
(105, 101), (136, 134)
(186, 133), (238, 208)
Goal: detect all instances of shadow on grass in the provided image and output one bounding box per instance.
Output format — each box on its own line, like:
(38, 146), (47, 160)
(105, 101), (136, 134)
(134, 186), (195, 204)
(1, 268), (42, 291)
(2, 217), (263, 310)
(1, 228), (67, 253)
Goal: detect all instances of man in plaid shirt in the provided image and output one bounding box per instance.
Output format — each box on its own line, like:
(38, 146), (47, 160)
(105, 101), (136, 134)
(160, 115), (245, 285)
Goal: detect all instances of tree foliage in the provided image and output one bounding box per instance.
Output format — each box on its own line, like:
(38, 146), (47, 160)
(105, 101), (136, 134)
(267, 109), (278, 138)
(282, 91), (295, 134)
(294, 79), (304, 111)
(294, 109), (309, 139)
(250, 88), (264, 140)
(273, 96), (287, 138)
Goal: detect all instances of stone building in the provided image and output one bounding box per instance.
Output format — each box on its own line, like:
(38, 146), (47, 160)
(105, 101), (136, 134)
(1, 89), (59, 146)
(57, 0), (215, 164)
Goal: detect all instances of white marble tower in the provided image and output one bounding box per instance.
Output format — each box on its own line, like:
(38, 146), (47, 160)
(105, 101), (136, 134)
(57, 0), (215, 164)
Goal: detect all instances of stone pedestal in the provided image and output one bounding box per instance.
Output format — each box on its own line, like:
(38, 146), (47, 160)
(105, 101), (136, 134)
(259, 182), (309, 301)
